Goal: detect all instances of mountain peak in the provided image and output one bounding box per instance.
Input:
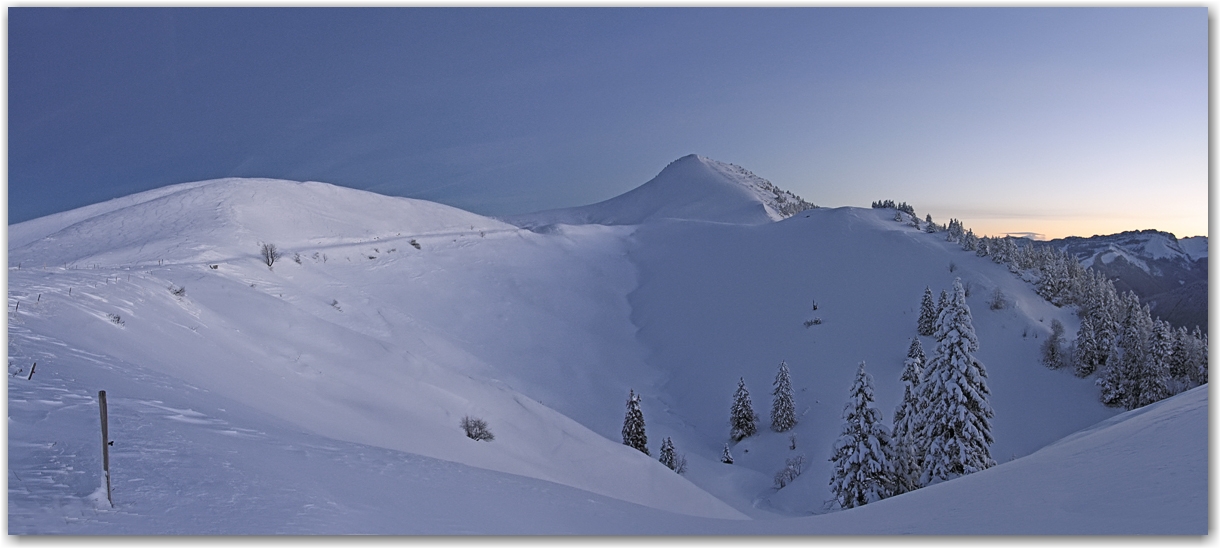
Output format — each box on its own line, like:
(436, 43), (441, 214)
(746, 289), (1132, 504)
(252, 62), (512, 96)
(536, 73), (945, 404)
(507, 155), (816, 228)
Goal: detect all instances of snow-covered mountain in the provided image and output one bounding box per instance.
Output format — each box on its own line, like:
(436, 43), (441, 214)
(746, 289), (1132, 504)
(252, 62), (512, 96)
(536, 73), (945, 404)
(7, 157), (1203, 534)
(1042, 230), (1208, 331)
(504, 154), (815, 228)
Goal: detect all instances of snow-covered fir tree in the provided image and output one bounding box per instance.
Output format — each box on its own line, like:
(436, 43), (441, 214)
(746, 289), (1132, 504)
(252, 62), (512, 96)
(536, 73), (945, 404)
(1098, 293), (1154, 410)
(1073, 317), (1102, 378)
(918, 279), (995, 487)
(936, 289), (949, 322)
(829, 361), (895, 508)
(1134, 320), (1173, 407)
(1041, 319), (1067, 369)
(1169, 325), (1208, 392)
(918, 287), (937, 337)
(729, 378), (758, 441)
(659, 437), (676, 470)
(1193, 328), (1208, 387)
(1186, 326), (1209, 388)
(622, 389), (649, 455)
(890, 338), (925, 495)
(1169, 326), (1194, 389)
(721, 443), (734, 464)
(770, 361), (797, 432)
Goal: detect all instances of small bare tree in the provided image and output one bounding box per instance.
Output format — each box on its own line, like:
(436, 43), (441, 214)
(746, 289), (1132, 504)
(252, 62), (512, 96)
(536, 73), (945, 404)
(260, 243), (281, 268)
(460, 416), (494, 441)
(773, 454), (806, 488)
(989, 287), (1008, 310)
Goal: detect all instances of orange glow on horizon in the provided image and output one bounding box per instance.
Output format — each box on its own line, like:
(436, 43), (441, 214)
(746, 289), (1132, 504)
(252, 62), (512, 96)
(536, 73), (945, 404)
(960, 216), (1208, 241)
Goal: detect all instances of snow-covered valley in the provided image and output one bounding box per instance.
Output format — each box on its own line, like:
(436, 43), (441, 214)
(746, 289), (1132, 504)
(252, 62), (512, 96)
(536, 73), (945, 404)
(6, 155), (1206, 534)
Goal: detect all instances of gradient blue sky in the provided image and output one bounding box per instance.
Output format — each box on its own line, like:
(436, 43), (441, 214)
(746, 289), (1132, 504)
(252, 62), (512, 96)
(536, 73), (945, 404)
(9, 7), (1208, 239)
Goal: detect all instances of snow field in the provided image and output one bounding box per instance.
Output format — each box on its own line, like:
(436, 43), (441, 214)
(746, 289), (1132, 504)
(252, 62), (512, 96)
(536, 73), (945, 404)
(7, 157), (1202, 533)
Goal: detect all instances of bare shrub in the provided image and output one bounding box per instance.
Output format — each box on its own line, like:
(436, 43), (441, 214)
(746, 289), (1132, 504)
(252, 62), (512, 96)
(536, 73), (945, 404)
(260, 243), (281, 268)
(169, 285), (186, 297)
(774, 454), (806, 489)
(989, 287), (1008, 310)
(460, 416), (494, 441)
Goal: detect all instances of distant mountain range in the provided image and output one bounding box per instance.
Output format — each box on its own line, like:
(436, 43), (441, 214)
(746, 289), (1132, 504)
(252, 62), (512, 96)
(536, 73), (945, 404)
(1040, 230), (1208, 331)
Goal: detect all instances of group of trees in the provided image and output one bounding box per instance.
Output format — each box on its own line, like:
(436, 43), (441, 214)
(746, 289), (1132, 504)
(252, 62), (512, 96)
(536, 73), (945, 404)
(871, 200), (915, 217)
(622, 361), (799, 475)
(830, 279), (995, 509)
(621, 389), (687, 473)
(896, 200), (1207, 411)
(729, 361), (799, 442)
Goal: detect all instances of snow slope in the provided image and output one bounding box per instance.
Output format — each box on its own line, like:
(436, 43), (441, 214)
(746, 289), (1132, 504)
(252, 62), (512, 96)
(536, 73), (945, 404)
(8, 158), (1202, 534)
(8, 179), (744, 522)
(504, 154), (815, 228)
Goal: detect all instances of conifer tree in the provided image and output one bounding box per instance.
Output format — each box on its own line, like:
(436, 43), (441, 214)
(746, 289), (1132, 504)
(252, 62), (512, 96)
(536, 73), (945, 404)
(1195, 330), (1208, 387)
(1134, 320), (1173, 407)
(1073, 317), (1101, 377)
(721, 443), (734, 464)
(1169, 326), (1193, 387)
(1041, 319), (1067, 369)
(918, 287), (937, 337)
(771, 361), (797, 432)
(659, 437), (676, 470)
(829, 361), (895, 508)
(1098, 295), (1154, 409)
(622, 389), (649, 455)
(919, 279), (995, 486)
(730, 377), (758, 441)
(891, 338), (925, 494)
(937, 289), (949, 321)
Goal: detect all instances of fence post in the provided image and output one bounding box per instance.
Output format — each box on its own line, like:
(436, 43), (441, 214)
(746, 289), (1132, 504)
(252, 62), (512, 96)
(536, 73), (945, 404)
(98, 390), (113, 507)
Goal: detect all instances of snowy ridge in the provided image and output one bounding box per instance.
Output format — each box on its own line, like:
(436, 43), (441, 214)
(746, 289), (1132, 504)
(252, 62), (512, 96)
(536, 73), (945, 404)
(9, 178), (513, 268)
(505, 154), (815, 228)
(1179, 235), (1208, 262)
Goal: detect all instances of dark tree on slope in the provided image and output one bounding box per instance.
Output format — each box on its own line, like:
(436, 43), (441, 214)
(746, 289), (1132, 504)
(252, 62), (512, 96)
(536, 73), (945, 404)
(1041, 319), (1067, 369)
(771, 361), (797, 432)
(891, 338), (925, 495)
(729, 378), (758, 441)
(829, 361), (896, 508)
(260, 243), (281, 268)
(918, 279), (995, 487)
(622, 389), (649, 455)
(918, 287), (937, 337)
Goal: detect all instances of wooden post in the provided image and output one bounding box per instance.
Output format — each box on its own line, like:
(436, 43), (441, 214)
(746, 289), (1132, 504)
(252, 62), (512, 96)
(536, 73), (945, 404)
(98, 390), (113, 507)
(26, 362), (35, 380)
